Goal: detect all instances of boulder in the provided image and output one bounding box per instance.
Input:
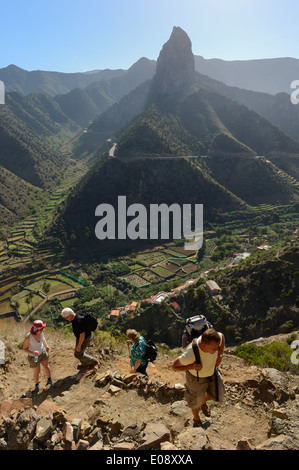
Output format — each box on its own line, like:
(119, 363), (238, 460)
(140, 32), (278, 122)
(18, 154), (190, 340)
(63, 421), (74, 445)
(138, 423), (170, 450)
(121, 422), (145, 441)
(6, 408), (38, 450)
(170, 400), (189, 417)
(76, 439), (90, 450)
(108, 385), (121, 395)
(113, 441), (135, 450)
(256, 434), (298, 450)
(236, 438), (255, 450)
(161, 441), (179, 450)
(89, 440), (104, 450)
(71, 418), (82, 442)
(176, 427), (209, 451)
(35, 417), (54, 443)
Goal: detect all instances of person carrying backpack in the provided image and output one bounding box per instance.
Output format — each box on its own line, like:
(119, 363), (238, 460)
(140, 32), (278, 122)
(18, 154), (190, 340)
(61, 308), (98, 368)
(172, 328), (225, 428)
(126, 329), (149, 377)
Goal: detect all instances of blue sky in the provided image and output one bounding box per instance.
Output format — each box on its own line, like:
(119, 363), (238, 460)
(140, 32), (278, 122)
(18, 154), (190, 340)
(1, 0), (298, 72)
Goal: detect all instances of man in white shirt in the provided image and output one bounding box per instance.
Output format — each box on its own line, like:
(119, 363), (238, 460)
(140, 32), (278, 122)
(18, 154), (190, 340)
(172, 328), (225, 427)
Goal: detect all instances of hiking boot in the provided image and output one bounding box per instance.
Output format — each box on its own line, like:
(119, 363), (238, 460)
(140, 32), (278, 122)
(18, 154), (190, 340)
(47, 378), (54, 387)
(193, 418), (203, 428)
(35, 383), (40, 393)
(77, 359), (98, 369)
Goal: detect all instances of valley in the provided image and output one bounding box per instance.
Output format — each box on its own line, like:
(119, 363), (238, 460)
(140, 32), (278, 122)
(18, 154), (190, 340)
(0, 26), (298, 366)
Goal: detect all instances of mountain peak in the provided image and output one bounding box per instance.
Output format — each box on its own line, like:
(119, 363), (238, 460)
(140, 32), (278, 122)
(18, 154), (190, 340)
(150, 27), (195, 98)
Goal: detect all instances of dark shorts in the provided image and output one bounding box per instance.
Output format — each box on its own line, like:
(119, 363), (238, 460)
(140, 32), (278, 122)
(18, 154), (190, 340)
(184, 369), (225, 409)
(27, 351), (49, 368)
(136, 363), (148, 377)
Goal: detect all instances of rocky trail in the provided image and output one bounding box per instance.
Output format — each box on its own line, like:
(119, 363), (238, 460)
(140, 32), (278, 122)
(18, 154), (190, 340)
(0, 327), (299, 451)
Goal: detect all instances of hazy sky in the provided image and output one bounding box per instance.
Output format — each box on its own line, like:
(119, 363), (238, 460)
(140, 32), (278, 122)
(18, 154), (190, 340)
(1, 0), (298, 72)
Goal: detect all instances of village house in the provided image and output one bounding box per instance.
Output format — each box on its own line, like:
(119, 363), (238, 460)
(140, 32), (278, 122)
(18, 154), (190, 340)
(256, 245), (272, 251)
(139, 291), (169, 307)
(205, 280), (221, 295)
(169, 300), (181, 313)
(152, 292), (169, 304)
(109, 307), (123, 321)
(125, 301), (138, 317)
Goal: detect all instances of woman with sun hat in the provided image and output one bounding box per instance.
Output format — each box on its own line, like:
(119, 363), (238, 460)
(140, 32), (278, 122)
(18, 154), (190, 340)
(23, 320), (54, 392)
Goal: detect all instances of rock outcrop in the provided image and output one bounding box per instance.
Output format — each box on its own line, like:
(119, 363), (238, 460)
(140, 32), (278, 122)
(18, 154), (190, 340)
(0, 365), (298, 451)
(150, 26), (195, 99)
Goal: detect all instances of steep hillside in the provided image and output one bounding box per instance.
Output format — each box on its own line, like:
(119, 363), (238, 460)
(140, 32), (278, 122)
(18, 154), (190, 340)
(156, 244), (299, 346)
(204, 155), (299, 205)
(54, 85), (115, 128)
(203, 89), (299, 156)
(6, 91), (80, 138)
(54, 58), (156, 129)
(51, 27), (299, 260)
(73, 80), (152, 157)
(0, 322), (298, 451)
(194, 55), (299, 95)
(0, 104), (65, 188)
(197, 72), (299, 143)
(116, 104), (206, 157)
(0, 165), (42, 225)
(0, 64), (125, 95)
(1, 58), (157, 147)
(51, 155), (245, 257)
(116, 89), (299, 160)
(74, 27), (299, 159)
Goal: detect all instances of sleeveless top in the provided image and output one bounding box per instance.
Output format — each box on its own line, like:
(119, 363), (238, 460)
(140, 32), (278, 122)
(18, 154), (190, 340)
(26, 332), (46, 356)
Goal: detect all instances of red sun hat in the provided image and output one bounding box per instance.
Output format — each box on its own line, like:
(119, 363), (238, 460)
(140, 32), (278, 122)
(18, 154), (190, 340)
(30, 320), (46, 333)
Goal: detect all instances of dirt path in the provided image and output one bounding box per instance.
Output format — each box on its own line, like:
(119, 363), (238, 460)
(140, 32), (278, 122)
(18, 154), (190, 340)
(0, 337), (275, 450)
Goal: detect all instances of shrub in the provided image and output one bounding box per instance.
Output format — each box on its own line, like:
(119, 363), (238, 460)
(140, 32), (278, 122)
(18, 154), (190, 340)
(234, 341), (298, 371)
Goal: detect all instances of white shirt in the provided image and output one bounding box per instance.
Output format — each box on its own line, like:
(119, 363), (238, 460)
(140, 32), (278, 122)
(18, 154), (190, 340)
(27, 332), (46, 356)
(179, 333), (223, 378)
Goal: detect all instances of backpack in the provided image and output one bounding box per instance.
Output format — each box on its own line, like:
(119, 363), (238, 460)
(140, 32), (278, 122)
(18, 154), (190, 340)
(85, 312), (98, 332)
(182, 315), (213, 348)
(143, 339), (158, 362)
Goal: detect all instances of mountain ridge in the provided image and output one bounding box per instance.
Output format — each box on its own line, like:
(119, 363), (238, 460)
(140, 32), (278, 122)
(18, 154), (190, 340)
(51, 27), (299, 256)
(2, 54), (299, 96)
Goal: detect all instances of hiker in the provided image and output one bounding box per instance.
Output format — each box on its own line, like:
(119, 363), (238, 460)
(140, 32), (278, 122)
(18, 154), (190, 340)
(22, 320), (54, 392)
(126, 329), (148, 377)
(61, 308), (98, 367)
(172, 328), (225, 428)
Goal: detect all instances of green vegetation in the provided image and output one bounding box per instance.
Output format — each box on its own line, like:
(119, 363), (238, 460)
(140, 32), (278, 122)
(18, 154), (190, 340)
(0, 42), (298, 358)
(117, 104), (204, 157)
(234, 341), (299, 372)
(116, 87), (299, 159)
